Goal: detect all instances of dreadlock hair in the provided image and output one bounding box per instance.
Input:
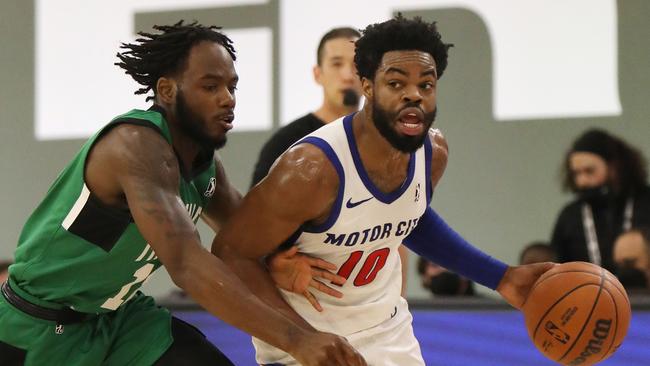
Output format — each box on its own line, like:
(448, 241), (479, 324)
(115, 20), (236, 101)
(562, 129), (648, 194)
(354, 14), (453, 81)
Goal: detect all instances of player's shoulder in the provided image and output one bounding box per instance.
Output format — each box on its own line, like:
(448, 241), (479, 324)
(94, 123), (176, 170)
(282, 142), (335, 174)
(112, 122), (170, 148)
(268, 141), (339, 192)
(428, 128), (448, 164)
(259, 139), (339, 214)
(428, 128), (448, 153)
(427, 128), (449, 187)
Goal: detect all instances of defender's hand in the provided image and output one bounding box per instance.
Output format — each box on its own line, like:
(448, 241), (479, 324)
(291, 331), (367, 366)
(497, 262), (557, 309)
(267, 246), (346, 311)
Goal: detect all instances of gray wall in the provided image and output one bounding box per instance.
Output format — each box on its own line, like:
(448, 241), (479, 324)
(1, 1), (648, 299)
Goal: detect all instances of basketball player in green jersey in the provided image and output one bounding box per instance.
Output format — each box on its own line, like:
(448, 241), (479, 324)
(0, 22), (366, 366)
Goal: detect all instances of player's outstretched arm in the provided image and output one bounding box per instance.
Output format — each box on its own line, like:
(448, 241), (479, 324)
(404, 129), (555, 306)
(212, 143), (340, 318)
(87, 125), (364, 365)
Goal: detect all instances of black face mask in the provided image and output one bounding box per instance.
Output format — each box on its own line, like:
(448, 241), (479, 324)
(428, 271), (462, 296)
(617, 264), (648, 290)
(577, 184), (611, 206)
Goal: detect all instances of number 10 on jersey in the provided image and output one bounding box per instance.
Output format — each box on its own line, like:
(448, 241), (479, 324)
(336, 248), (391, 286)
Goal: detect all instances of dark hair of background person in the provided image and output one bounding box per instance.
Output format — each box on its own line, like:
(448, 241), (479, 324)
(416, 256), (428, 276)
(561, 128), (648, 194)
(354, 13), (453, 81)
(416, 257), (476, 296)
(519, 241), (557, 265)
(115, 20), (236, 101)
(316, 27), (361, 66)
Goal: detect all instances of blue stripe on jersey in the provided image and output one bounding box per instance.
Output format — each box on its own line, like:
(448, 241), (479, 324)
(297, 136), (345, 233)
(424, 133), (433, 205)
(343, 114), (416, 204)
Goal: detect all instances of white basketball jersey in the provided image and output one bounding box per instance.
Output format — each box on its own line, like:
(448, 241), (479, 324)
(254, 114), (432, 362)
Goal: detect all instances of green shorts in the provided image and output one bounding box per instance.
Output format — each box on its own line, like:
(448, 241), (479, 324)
(0, 291), (173, 366)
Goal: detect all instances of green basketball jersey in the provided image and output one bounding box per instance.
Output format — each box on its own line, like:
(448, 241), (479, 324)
(9, 106), (217, 313)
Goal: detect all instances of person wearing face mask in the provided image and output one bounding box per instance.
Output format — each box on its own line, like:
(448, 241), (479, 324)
(613, 227), (650, 293)
(417, 257), (476, 297)
(550, 129), (650, 273)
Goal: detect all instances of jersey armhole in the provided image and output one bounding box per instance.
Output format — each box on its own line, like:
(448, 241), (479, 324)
(425, 132), (433, 205)
(79, 119), (167, 224)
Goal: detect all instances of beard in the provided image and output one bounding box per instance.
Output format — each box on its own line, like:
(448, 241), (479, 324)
(176, 91), (227, 151)
(372, 99), (436, 153)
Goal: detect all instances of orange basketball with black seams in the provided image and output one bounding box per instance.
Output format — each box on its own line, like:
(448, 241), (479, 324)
(522, 262), (631, 366)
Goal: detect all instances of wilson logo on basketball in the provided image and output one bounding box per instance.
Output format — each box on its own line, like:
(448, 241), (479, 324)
(567, 319), (612, 365)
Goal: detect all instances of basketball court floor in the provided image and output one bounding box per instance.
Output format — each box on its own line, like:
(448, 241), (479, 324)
(175, 308), (649, 365)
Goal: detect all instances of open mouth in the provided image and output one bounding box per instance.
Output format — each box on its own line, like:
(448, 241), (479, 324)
(215, 113), (234, 131)
(397, 108), (425, 136)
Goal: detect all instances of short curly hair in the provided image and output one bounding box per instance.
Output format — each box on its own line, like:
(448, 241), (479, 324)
(355, 14), (453, 81)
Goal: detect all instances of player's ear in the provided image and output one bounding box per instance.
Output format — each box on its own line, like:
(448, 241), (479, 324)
(361, 77), (373, 99)
(156, 77), (177, 104)
(313, 65), (323, 86)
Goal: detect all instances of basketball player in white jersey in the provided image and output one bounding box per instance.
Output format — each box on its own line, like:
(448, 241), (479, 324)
(213, 15), (554, 365)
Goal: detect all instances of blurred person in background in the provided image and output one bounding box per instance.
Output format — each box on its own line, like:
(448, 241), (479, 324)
(551, 129), (650, 273)
(417, 257), (476, 297)
(519, 241), (557, 265)
(613, 227), (650, 292)
(250, 26), (362, 187)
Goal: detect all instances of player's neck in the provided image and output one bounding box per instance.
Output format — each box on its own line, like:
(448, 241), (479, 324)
(353, 109), (410, 168)
(160, 107), (203, 173)
(313, 102), (357, 124)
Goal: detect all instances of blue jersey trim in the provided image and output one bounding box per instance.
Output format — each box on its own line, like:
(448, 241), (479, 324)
(424, 132), (433, 205)
(296, 136), (345, 233)
(343, 114), (416, 204)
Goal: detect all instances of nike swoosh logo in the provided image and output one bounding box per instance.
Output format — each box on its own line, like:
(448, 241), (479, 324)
(346, 197), (373, 208)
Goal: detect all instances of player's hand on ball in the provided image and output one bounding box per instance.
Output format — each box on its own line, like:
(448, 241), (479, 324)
(267, 245), (346, 311)
(292, 331), (367, 366)
(496, 262), (557, 309)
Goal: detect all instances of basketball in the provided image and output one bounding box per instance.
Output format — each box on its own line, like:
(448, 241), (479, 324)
(522, 262), (631, 366)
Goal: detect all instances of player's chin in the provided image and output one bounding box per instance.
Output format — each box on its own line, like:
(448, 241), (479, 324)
(212, 135), (227, 150)
(203, 131), (227, 150)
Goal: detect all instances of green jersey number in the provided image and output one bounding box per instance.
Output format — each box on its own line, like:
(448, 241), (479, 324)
(100, 263), (155, 310)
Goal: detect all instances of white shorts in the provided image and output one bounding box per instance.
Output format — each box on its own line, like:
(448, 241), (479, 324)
(255, 298), (424, 366)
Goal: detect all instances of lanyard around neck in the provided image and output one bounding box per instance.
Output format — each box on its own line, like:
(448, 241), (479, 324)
(581, 197), (634, 266)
